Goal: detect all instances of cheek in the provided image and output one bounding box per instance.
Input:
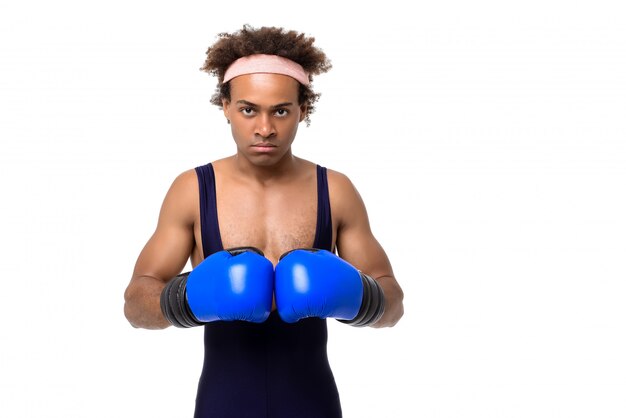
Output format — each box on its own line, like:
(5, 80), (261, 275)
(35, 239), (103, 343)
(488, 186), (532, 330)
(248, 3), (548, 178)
(230, 118), (250, 135)
(231, 125), (246, 145)
(285, 119), (301, 137)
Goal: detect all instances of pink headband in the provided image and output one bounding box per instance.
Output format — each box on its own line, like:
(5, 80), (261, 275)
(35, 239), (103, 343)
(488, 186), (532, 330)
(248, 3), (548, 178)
(223, 54), (310, 86)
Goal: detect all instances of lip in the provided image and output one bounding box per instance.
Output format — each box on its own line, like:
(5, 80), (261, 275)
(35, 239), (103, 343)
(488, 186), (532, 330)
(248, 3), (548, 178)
(251, 143), (278, 153)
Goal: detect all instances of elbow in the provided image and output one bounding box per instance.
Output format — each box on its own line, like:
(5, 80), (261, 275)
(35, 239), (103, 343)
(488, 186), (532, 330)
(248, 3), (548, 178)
(123, 303), (140, 328)
(379, 300), (404, 328)
(123, 279), (170, 330)
(123, 285), (141, 328)
(390, 285), (405, 326)
(373, 281), (404, 328)
(391, 301), (404, 327)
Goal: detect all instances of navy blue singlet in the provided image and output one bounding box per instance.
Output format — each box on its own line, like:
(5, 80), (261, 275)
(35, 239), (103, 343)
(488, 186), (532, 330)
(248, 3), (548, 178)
(193, 163), (341, 418)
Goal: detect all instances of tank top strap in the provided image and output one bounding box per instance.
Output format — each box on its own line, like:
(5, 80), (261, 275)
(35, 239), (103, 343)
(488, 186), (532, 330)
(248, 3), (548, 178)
(194, 163), (224, 259)
(313, 165), (333, 252)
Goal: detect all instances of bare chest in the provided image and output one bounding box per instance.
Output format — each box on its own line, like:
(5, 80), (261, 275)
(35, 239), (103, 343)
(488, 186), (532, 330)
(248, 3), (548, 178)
(191, 180), (322, 265)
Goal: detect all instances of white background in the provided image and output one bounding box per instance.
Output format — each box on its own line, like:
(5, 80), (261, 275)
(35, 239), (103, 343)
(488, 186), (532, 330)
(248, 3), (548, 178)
(1, 1), (624, 417)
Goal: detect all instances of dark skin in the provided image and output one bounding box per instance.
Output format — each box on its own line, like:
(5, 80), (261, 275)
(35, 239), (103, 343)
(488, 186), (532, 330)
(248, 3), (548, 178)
(123, 73), (404, 329)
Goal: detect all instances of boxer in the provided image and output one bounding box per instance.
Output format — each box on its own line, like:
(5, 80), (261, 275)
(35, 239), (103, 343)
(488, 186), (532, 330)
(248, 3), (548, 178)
(124, 24), (404, 418)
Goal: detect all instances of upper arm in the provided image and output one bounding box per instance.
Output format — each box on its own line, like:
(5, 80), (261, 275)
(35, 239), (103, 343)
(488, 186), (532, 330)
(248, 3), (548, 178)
(330, 170), (404, 327)
(330, 170), (394, 280)
(130, 169), (198, 285)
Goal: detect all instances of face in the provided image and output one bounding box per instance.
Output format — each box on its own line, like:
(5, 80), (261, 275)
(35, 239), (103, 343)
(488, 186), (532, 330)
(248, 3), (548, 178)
(222, 73), (307, 167)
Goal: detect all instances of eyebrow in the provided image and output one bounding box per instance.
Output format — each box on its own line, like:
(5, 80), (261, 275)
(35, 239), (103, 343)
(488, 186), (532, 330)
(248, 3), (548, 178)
(236, 100), (294, 109)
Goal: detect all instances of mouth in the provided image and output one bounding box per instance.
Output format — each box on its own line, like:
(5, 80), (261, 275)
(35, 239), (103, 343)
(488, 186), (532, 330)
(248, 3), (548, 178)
(250, 143), (278, 153)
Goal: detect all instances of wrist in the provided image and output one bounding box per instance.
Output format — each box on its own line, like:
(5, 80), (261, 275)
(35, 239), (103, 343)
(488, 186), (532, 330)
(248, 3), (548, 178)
(339, 273), (385, 327)
(160, 272), (205, 328)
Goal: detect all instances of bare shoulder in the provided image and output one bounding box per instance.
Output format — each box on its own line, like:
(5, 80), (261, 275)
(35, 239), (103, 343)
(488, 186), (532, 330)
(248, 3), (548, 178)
(326, 168), (362, 202)
(168, 168), (198, 199)
(159, 168), (199, 227)
(173, 167), (198, 189)
(326, 168), (367, 228)
(326, 168), (357, 194)
(326, 167), (353, 188)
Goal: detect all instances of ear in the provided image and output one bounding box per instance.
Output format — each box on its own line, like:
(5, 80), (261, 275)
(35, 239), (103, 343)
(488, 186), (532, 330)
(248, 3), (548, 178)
(222, 99), (232, 123)
(299, 104), (308, 122)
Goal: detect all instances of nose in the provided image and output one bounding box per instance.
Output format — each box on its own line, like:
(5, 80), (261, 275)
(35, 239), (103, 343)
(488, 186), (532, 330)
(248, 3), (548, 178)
(255, 114), (276, 139)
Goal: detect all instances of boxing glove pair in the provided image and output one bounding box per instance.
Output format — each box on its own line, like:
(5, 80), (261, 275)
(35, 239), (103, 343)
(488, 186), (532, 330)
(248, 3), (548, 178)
(160, 247), (385, 328)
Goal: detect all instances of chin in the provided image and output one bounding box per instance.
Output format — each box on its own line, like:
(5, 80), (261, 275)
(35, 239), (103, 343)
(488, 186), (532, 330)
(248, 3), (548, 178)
(251, 159), (277, 167)
(244, 154), (282, 167)
(244, 150), (291, 167)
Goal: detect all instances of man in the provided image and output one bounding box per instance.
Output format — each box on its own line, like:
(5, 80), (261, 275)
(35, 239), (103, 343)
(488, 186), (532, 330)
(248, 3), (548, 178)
(124, 25), (404, 418)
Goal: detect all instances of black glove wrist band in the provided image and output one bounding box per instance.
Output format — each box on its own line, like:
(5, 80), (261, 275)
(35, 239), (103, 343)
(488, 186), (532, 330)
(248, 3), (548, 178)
(339, 273), (386, 327)
(160, 272), (204, 328)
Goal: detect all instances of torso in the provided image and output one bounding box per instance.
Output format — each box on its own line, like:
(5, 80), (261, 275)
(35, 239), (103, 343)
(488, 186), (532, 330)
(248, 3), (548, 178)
(189, 157), (337, 268)
(188, 161), (344, 418)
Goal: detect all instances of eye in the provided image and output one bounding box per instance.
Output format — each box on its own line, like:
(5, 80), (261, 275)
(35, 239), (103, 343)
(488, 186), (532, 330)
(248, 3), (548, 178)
(240, 107), (256, 116)
(275, 108), (289, 117)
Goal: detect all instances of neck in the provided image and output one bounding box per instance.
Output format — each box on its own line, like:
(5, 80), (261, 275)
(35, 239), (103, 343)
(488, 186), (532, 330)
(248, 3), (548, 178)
(232, 150), (300, 185)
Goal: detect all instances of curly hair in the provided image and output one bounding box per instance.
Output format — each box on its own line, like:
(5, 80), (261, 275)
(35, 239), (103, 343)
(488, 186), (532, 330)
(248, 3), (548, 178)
(200, 25), (332, 126)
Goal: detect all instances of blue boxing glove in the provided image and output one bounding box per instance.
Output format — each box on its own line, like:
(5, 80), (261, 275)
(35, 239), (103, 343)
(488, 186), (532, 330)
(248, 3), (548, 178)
(160, 247), (273, 327)
(275, 248), (385, 326)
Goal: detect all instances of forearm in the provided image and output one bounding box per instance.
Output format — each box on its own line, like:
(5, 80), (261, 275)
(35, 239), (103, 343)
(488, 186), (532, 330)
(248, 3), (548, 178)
(124, 275), (171, 330)
(371, 275), (404, 328)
